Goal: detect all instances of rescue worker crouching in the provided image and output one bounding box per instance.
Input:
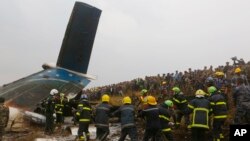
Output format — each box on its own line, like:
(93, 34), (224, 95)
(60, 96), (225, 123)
(158, 100), (175, 141)
(138, 95), (161, 141)
(94, 94), (113, 141)
(188, 89), (212, 141)
(111, 96), (138, 141)
(208, 86), (228, 141)
(76, 94), (92, 141)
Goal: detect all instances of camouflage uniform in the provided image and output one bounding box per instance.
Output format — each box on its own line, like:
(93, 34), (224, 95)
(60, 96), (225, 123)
(0, 98), (9, 140)
(233, 83), (250, 124)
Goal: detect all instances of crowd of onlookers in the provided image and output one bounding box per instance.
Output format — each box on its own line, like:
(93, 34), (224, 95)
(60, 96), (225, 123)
(84, 57), (250, 100)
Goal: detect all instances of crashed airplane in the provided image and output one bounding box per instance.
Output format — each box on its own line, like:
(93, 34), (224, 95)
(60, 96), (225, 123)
(0, 2), (101, 126)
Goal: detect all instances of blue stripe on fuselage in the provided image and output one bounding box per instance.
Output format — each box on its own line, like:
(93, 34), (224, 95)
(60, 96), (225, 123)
(31, 68), (90, 86)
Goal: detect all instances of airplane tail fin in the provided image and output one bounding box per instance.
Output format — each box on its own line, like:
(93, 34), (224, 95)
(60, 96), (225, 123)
(57, 2), (101, 74)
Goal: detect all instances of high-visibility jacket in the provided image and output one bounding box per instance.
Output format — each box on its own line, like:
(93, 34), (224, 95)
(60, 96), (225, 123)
(172, 93), (188, 113)
(54, 96), (67, 114)
(209, 93), (228, 120)
(188, 97), (211, 129)
(76, 99), (92, 122)
(158, 104), (172, 132)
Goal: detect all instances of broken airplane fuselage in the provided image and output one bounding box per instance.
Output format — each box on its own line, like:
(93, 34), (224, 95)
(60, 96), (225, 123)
(0, 1), (101, 126)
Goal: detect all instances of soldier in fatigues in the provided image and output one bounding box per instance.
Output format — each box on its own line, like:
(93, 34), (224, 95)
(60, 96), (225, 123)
(233, 77), (250, 124)
(0, 97), (9, 140)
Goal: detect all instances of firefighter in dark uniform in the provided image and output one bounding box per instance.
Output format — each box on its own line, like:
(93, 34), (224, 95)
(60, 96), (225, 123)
(159, 100), (175, 141)
(76, 94), (92, 141)
(139, 96), (161, 141)
(188, 89), (211, 141)
(172, 87), (190, 128)
(54, 93), (67, 126)
(112, 96), (138, 141)
(44, 89), (57, 135)
(95, 94), (113, 141)
(208, 86), (228, 141)
(0, 97), (9, 141)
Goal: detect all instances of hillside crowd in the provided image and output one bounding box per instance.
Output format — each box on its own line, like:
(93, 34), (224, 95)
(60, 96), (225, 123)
(39, 57), (250, 141)
(66, 57), (250, 141)
(84, 57), (249, 101)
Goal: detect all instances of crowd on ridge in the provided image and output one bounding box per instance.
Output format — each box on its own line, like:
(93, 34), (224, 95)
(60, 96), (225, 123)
(1, 57), (250, 141)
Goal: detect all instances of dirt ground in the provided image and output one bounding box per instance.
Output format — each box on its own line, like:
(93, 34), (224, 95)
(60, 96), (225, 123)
(2, 119), (230, 141)
(2, 93), (233, 141)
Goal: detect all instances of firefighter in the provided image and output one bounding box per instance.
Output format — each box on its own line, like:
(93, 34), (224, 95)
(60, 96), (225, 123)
(95, 94), (113, 141)
(54, 93), (67, 126)
(0, 97), (9, 141)
(44, 89), (57, 135)
(159, 100), (175, 141)
(112, 96), (138, 141)
(188, 89), (211, 141)
(208, 86), (228, 141)
(138, 96), (161, 141)
(171, 87), (189, 129)
(76, 94), (92, 141)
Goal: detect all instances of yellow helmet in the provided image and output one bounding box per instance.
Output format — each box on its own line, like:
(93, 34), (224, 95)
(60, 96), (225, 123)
(215, 71), (224, 76)
(162, 81), (167, 85)
(235, 67), (241, 73)
(147, 96), (157, 105)
(102, 94), (110, 102)
(218, 72), (224, 76)
(215, 71), (220, 76)
(195, 89), (206, 96)
(122, 96), (131, 104)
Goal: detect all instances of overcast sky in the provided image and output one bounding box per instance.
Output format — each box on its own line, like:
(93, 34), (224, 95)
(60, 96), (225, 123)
(0, 0), (250, 88)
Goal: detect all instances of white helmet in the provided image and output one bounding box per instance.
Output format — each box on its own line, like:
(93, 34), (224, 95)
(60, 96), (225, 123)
(50, 89), (58, 95)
